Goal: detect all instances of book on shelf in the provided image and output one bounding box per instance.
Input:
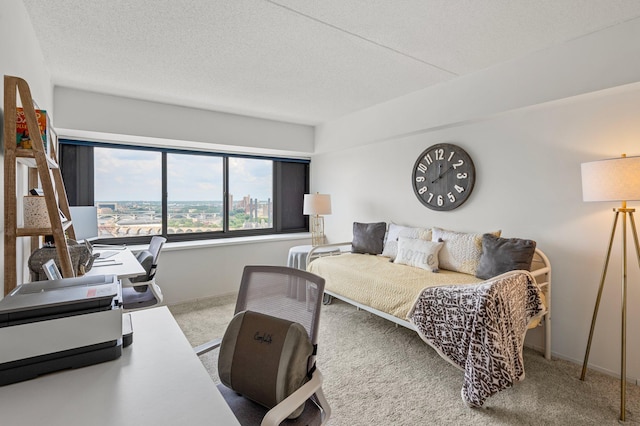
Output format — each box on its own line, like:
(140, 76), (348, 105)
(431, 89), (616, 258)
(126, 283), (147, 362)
(16, 107), (49, 152)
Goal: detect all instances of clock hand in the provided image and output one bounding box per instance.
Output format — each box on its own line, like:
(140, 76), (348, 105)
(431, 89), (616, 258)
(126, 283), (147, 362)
(431, 165), (454, 184)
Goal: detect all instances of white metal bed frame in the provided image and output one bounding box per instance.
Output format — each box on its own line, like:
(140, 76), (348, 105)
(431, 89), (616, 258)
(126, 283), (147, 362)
(307, 243), (552, 360)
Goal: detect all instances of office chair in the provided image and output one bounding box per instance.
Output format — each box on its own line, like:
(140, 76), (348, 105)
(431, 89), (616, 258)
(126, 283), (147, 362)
(122, 236), (167, 310)
(195, 265), (331, 426)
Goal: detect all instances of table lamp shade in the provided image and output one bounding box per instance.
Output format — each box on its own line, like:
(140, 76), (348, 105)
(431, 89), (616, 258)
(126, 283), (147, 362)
(581, 156), (640, 202)
(303, 194), (332, 215)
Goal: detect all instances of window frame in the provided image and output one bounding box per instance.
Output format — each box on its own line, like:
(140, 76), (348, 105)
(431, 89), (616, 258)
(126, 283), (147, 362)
(59, 139), (309, 245)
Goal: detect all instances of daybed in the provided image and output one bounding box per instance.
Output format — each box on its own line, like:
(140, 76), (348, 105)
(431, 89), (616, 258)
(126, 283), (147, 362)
(306, 222), (551, 407)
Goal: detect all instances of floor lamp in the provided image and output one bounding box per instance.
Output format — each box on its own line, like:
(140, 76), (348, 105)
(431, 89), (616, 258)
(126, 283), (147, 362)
(304, 193), (331, 246)
(580, 154), (640, 422)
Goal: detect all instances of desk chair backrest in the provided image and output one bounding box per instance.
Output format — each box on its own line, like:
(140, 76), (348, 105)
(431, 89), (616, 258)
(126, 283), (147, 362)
(130, 236), (166, 283)
(234, 265), (325, 365)
(146, 235), (166, 280)
(148, 236), (165, 264)
(216, 265), (330, 424)
(122, 236), (167, 310)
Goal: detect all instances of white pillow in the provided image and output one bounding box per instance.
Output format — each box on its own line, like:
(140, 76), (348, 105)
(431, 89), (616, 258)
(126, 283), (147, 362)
(394, 237), (443, 272)
(382, 224), (431, 260)
(431, 227), (501, 275)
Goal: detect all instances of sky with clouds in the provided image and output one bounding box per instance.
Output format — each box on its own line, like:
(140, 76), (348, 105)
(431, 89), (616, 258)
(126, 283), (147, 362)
(94, 147), (272, 202)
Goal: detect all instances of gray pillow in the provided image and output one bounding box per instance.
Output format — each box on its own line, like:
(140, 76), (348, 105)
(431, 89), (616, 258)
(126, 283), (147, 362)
(218, 310), (312, 419)
(475, 234), (537, 280)
(352, 222), (387, 255)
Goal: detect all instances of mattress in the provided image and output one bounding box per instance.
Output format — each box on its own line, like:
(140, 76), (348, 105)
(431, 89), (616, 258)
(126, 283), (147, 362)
(307, 253), (483, 320)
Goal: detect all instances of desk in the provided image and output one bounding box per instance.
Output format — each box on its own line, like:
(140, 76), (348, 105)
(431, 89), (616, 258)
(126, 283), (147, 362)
(0, 306), (240, 425)
(86, 247), (146, 279)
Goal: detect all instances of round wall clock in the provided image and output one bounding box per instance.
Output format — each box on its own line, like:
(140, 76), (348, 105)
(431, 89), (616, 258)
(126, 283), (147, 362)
(411, 143), (476, 211)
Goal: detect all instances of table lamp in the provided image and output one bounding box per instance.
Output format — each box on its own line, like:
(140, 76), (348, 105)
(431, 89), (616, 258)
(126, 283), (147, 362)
(580, 154), (640, 422)
(304, 193), (331, 246)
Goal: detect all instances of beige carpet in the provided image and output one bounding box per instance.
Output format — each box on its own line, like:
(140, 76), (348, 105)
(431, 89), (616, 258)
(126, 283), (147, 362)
(170, 296), (640, 425)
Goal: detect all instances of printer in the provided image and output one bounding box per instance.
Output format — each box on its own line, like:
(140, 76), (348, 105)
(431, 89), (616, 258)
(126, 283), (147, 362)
(0, 274), (125, 386)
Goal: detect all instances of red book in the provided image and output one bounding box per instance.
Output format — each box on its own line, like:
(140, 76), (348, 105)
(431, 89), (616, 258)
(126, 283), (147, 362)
(16, 107), (48, 151)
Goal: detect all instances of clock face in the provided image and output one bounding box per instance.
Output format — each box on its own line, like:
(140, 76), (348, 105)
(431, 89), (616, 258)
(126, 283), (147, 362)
(411, 143), (476, 211)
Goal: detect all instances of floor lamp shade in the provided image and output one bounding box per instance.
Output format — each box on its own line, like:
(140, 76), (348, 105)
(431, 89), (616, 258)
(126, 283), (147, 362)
(581, 156), (640, 202)
(304, 194), (331, 246)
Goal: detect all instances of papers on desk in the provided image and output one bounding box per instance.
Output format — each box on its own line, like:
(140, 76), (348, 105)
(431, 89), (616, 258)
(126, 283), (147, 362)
(84, 247), (145, 279)
(93, 259), (123, 267)
(92, 244), (127, 250)
(97, 250), (119, 259)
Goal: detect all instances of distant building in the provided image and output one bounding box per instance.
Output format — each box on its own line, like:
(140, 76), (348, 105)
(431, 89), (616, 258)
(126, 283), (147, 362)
(97, 202), (117, 213)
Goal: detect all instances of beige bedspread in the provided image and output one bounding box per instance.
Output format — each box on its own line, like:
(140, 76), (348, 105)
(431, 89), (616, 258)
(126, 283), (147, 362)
(307, 253), (483, 320)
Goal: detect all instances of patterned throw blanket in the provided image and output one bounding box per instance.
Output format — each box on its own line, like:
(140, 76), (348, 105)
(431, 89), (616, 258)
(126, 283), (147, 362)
(407, 270), (546, 407)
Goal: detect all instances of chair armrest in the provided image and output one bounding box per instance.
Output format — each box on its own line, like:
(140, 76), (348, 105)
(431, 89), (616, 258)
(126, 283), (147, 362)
(120, 277), (150, 288)
(261, 370), (328, 426)
(194, 338), (222, 356)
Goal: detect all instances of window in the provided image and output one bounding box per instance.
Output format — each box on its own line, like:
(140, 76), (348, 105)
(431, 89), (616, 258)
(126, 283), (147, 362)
(94, 147), (162, 239)
(60, 140), (308, 244)
(167, 153), (224, 235)
(228, 158), (273, 230)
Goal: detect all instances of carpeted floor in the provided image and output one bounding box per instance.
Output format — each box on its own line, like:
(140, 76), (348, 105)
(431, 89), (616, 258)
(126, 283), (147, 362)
(169, 296), (640, 425)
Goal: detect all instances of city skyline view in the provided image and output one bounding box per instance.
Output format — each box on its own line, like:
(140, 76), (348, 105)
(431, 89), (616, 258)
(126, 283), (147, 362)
(93, 146), (274, 237)
(96, 197), (273, 238)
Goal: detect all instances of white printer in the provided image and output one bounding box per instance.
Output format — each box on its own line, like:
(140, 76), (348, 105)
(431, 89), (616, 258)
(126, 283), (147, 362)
(0, 274), (125, 386)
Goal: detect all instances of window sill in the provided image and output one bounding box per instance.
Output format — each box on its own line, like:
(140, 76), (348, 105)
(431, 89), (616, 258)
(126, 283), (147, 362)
(128, 232), (312, 253)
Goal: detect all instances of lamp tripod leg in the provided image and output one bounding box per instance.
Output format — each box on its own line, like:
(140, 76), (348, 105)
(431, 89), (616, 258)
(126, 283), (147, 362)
(581, 211), (620, 381)
(621, 211), (627, 422)
(630, 212), (640, 271)
(620, 211), (640, 421)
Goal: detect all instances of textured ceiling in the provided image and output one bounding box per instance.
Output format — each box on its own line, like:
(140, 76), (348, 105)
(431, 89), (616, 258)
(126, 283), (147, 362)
(21, 0), (640, 125)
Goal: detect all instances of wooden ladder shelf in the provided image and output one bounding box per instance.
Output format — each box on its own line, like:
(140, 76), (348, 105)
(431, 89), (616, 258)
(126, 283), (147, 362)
(3, 75), (76, 296)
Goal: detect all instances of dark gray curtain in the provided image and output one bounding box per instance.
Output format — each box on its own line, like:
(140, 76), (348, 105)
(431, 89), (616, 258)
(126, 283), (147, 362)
(59, 143), (94, 206)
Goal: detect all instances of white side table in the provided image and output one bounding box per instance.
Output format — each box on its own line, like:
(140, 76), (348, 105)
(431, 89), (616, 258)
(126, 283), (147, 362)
(287, 245), (322, 302)
(287, 244), (314, 270)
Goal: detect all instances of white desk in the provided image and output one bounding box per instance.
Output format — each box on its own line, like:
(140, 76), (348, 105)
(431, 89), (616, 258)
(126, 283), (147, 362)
(0, 306), (240, 425)
(86, 247), (146, 279)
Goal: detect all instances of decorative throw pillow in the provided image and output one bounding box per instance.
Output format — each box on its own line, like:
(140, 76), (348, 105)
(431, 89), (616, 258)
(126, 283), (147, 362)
(218, 311), (312, 418)
(431, 227), (501, 275)
(352, 222), (387, 255)
(381, 223), (432, 260)
(475, 234), (537, 280)
(394, 237), (443, 272)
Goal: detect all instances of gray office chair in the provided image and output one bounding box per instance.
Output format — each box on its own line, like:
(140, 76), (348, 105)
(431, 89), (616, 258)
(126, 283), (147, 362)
(122, 236), (167, 310)
(195, 265), (331, 426)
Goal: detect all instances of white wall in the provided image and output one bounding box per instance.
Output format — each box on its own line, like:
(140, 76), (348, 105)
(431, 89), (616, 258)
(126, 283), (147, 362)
(53, 87), (314, 157)
(0, 0), (53, 295)
(312, 18), (640, 381)
(154, 235), (309, 304)
(0, 1), (53, 110)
